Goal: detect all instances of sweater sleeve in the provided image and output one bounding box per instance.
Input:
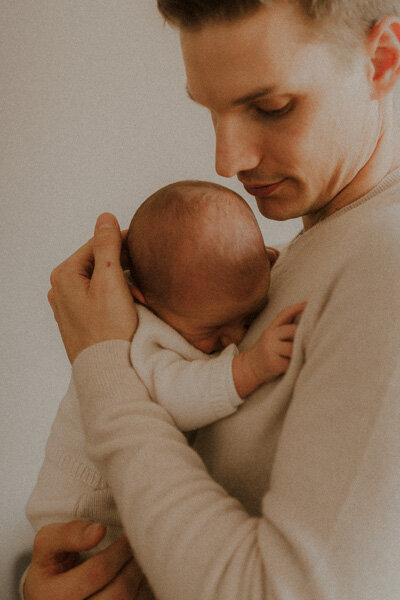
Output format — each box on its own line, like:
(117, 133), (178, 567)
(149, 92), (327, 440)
(131, 305), (242, 430)
(132, 341), (242, 431)
(73, 239), (400, 600)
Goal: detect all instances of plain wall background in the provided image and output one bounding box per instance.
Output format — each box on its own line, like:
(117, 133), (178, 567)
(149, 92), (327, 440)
(1, 2), (399, 596)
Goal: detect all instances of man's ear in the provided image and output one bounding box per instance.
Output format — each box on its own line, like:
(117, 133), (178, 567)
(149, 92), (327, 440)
(368, 17), (400, 99)
(265, 246), (280, 267)
(130, 285), (147, 305)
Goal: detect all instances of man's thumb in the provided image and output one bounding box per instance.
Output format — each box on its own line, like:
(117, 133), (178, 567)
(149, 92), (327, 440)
(32, 521), (106, 565)
(93, 213), (122, 271)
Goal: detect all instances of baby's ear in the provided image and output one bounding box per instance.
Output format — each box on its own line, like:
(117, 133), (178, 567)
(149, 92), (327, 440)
(130, 286), (147, 305)
(123, 270), (147, 305)
(265, 246), (280, 267)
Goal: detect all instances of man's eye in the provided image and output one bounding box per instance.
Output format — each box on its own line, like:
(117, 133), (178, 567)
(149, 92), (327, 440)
(254, 101), (294, 119)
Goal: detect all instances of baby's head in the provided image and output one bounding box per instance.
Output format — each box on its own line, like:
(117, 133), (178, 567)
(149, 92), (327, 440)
(127, 180), (272, 354)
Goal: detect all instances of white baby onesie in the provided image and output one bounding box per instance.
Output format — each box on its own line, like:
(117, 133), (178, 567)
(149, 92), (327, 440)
(131, 304), (242, 430)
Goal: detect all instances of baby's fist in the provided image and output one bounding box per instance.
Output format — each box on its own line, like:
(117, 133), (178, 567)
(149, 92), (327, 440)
(252, 302), (306, 382)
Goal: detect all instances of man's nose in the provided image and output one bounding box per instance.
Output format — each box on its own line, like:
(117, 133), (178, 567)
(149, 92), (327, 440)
(214, 117), (260, 178)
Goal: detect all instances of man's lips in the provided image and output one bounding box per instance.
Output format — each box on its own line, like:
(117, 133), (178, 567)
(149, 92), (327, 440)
(243, 179), (286, 198)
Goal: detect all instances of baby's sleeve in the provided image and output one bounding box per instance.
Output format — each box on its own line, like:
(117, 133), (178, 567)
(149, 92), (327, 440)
(25, 376), (123, 548)
(130, 307), (243, 431)
(137, 344), (242, 431)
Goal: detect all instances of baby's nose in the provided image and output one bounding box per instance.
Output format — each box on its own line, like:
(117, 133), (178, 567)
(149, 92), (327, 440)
(220, 326), (246, 348)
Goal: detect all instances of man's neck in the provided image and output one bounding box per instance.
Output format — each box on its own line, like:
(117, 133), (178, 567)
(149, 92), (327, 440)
(302, 100), (400, 231)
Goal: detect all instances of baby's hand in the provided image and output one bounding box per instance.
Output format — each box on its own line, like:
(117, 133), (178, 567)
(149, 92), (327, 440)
(232, 302), (306, 398)
(251, 302), (306, 381)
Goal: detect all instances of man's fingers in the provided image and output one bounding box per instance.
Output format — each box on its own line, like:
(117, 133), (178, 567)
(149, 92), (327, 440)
(54, 533), (134, 599)
(47, 288), (55, 313)
(91, 556), (143, 599)
(32, 521), (106, 567)
(93, 213), (123, 271)
(272, 302), (307, 326)
(49, 237), (95, 311)
(37, 534), (134, 600)
(31, 523), (136, 600)
(52, 237), (95, 281)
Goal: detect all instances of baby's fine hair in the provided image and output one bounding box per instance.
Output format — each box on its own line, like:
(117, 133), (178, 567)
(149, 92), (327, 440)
(127, 180), (269, 310)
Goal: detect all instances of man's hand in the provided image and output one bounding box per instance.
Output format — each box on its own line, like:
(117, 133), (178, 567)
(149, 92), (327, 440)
(48, 213), (138, 364)
(233, 302), (306, 398)
(23, 520), (153, 600)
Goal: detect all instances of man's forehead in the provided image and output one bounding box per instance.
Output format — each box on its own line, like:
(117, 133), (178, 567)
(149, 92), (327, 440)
(180, 2), (318, 108)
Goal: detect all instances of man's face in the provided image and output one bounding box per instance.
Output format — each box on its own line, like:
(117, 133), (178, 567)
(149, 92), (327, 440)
(180, 2), (378, 223)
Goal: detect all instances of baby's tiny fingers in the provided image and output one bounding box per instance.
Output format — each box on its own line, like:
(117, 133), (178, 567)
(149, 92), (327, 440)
(272, 302), (307, 327)
(277, 341), (294, 358)
(274, 355), (290, 374)
(277, 324), (297, 341)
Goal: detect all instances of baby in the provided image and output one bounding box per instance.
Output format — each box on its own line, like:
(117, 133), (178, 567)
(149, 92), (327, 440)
(26, 180), (304, 552)
(125, 180), (304, 430)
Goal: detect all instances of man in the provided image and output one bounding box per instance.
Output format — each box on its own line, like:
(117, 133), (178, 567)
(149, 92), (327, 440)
(24, 1), (400, 598)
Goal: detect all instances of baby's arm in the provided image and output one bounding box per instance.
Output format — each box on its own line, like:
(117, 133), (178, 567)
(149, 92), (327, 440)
(134, 343), (242, 431)
(233, 302), (306, 398)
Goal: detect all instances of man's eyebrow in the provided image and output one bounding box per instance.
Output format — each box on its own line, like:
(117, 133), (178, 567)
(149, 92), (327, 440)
(186, 85), (275, 107)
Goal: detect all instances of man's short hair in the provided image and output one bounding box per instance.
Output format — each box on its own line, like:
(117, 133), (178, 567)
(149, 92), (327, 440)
(157, 0), (400, 47)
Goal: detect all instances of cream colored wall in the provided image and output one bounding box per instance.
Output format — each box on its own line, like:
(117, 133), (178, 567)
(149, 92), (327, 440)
(1, 2), (398, 597)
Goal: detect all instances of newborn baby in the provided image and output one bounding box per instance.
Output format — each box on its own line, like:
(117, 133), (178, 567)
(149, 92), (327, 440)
(125, 180), (304, 430)
(26, 179), (304, 553)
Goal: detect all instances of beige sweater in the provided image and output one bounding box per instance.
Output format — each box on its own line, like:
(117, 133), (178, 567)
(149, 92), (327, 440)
(27, 169), (400, 599)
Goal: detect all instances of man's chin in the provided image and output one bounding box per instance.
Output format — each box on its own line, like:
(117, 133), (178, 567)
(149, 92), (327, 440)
(255, 198), (303, 221)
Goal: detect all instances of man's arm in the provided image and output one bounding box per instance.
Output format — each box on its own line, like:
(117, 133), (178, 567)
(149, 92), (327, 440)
(72, 325), (400, 600)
